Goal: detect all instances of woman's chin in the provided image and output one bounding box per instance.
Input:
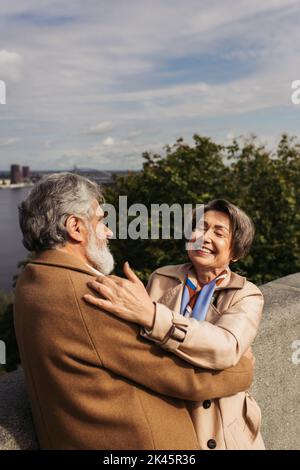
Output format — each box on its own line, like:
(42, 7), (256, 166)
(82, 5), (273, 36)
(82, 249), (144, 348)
(189, 255), (215, 268)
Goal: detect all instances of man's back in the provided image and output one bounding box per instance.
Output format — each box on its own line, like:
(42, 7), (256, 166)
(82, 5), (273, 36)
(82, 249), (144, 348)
(14, 250), (252, 450)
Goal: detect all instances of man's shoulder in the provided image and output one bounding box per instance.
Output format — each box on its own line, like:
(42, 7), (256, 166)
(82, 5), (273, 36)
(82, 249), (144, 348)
(16, 257), (97, 311)
(67, 268), (98, 299)
(19, 258), (95, 284)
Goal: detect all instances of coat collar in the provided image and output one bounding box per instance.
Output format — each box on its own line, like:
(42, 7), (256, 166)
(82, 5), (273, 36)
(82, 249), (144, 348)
(154, 262), (246, 290)
(28, 249), (98, 277)
(29, 253), (246, 290)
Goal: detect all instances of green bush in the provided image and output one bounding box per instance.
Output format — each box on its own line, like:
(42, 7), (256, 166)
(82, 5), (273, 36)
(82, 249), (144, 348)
(105, 134), (300, 285)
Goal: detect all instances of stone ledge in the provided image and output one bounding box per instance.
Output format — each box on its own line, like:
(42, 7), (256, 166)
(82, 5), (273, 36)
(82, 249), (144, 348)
(0, 368), (37, 449)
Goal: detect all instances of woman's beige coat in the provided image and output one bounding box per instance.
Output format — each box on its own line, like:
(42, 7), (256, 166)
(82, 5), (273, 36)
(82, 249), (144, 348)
(144, 263), (265, 450)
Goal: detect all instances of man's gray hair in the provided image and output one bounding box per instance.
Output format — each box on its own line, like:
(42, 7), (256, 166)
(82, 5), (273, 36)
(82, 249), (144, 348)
(19, 172), (103, 252)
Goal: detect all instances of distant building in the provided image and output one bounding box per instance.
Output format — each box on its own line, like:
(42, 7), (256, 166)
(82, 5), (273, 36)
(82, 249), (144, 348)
(22, 166), (30, 180)
(10, 164), (22, 184)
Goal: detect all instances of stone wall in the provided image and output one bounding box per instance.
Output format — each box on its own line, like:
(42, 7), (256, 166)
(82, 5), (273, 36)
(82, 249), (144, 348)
(0, 272), (299, 450)
(251, 273), (300, 450)
(0, 368), (37, 449)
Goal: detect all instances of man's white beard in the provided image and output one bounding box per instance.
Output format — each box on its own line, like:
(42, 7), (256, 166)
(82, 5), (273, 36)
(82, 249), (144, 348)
(86, 226), (115, 275)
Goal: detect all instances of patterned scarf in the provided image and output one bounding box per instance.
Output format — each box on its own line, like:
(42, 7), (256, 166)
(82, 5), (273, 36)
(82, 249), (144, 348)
(180, 270), (228, 321)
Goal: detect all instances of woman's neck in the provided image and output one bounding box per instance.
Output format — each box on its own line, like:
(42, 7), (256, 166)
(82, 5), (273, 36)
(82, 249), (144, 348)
(194, 266), (227, 286)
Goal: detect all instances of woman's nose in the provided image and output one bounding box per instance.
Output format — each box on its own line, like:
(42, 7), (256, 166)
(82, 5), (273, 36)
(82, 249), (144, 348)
(203, 228), (213, 242)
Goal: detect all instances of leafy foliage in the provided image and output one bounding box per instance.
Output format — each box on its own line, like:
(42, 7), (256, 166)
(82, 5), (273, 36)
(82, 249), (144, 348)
(105, 134), (300, 285)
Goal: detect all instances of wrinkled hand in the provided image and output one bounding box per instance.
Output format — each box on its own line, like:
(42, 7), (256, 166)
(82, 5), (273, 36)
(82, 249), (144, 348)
(83, 262), (156, 329)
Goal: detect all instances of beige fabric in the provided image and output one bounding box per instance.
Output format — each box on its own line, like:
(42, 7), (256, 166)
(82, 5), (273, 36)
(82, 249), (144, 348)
(14, 251), (254, 450)
(143, 263), (265, 450)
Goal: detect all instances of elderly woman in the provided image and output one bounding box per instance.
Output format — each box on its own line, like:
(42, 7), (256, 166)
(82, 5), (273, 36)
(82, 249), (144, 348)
(84, 199), (265, 450)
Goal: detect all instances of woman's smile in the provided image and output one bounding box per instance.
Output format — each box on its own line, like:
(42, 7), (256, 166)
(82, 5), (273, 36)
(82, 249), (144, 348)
(195, 247), (215, 256)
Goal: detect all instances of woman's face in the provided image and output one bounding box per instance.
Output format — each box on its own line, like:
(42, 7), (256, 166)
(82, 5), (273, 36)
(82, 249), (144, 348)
(188, 210), (233, 271)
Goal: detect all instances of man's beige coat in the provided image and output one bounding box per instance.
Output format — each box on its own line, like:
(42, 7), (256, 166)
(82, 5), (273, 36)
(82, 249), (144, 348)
(14, 250), (253, 450)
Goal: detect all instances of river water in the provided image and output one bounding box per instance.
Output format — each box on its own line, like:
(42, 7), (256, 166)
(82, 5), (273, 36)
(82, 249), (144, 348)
(0, 187), (30, 292)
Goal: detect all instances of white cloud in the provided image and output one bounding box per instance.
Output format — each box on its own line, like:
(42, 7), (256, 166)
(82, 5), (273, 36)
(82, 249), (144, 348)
(86, 121), (114, 134)
(1, 1), (300, 169)
(128, 130), (142, 138)
(43, 140), (53, 149)
(0, 137), (21, 147)
(103, 136), (115, 147)
(0, 50), (22, 81)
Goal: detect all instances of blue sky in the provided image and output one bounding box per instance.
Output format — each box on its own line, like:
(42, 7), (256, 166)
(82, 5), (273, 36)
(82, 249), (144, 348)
(0, 0), (300, 171)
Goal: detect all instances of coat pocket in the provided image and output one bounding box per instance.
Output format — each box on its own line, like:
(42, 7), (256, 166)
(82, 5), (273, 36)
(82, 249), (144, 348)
(225, 393), (262, 450)
(244, 391), (262, 440)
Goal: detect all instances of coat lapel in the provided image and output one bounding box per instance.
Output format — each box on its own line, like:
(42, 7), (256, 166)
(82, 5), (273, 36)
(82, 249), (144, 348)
(205, 303), (222, 323)
(153, 263), (246, 320)
(154, 263), (190, 314)
(158, 283), (184, 314)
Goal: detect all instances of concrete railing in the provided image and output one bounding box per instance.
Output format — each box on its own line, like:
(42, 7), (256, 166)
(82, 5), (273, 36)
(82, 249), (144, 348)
(0, 368), (37, 449)
(251, 272), (300, 450)
(1, 272), (300, 450)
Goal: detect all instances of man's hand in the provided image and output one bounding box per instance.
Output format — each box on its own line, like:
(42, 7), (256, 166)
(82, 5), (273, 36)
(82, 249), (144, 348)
(83, 262), (156, 329)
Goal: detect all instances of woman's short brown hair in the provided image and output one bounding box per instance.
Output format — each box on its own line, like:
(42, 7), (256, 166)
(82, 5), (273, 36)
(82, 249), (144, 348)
(201, 199), (255, 261)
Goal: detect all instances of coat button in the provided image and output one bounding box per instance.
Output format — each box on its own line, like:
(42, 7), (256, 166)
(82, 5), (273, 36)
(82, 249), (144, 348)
(203, 400), (211, 409)
(207, 439), (217, 449)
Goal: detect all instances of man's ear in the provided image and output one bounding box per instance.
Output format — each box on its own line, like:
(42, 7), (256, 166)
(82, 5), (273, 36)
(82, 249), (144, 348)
(65, 215), (86, 242)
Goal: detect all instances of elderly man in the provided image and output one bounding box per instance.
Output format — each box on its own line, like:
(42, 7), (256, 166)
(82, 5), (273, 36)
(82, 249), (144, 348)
(14, 173), (253, 450)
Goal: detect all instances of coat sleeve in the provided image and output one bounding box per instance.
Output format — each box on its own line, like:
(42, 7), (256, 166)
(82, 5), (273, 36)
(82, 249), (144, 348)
(72, 274), (254, 402)
(142, 282), (264, 370)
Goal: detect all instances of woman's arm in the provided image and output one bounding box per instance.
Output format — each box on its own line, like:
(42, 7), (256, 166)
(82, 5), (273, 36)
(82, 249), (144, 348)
(143, 268), (263, 369)
(142, 295), (263, 370)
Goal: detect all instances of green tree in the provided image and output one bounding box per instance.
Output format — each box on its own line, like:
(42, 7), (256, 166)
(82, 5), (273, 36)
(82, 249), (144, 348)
(105, 136), (230, 282)
(225, 134), (300, 283)
(105, 134), (300, 285)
